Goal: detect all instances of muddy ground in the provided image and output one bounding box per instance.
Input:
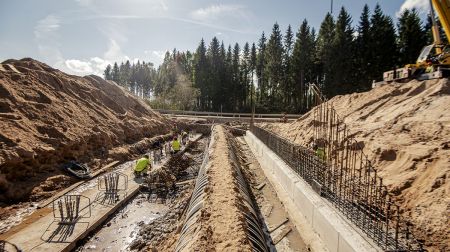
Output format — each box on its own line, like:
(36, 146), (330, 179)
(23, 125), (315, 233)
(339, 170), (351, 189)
(75, 137), (207, 251)
(234, 136), (309, 251)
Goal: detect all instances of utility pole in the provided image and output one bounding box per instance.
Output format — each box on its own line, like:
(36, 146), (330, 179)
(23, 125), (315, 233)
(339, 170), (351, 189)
(251, 85), (255, 127)
(331, 0), (333, 14)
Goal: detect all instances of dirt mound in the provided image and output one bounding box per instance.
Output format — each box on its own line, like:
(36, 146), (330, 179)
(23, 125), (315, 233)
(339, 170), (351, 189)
(260, 79), (450, 251)
(0, 58), (169, 203)
(177, 126), (253, 251)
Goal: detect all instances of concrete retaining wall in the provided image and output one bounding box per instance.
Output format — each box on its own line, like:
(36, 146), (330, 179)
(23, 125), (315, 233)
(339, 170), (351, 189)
(245, 131), (381, 252)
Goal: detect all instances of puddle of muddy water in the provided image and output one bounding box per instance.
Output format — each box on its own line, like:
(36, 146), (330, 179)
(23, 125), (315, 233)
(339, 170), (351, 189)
(0, 203), (39, 234)
(77, 194), (169, 251)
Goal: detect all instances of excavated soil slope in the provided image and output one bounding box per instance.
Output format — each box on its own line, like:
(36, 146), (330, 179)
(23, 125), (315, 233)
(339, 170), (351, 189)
(0, 58), (168, 203)
(261, 79), (450, 251)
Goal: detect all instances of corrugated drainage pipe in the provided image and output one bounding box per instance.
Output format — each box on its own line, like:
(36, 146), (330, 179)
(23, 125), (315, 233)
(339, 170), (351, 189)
(175, 126), (269, 252)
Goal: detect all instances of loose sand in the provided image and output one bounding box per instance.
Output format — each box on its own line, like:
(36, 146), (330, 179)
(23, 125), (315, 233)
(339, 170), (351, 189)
(260, 79), (450, 251)
(181, 125), (252, 251)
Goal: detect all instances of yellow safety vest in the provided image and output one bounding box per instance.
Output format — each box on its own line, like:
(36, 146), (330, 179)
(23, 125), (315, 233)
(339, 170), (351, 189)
(316, 147), (326, 161)
(172, 140), (181, 151)
(135, 158), (150, 172)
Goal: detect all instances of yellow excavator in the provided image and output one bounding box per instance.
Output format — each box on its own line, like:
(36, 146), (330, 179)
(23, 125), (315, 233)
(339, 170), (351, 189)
(382, 0), (450, 83)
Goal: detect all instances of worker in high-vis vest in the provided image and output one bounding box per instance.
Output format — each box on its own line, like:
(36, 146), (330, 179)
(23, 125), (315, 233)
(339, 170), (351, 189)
(171, 136), (181, 154)
(316, 147), (326, 161)
(134, 154), (151, 177)
(313, 144), (326, 161)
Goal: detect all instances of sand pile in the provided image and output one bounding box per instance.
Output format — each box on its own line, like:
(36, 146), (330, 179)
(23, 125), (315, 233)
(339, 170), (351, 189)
(0, 58), (169, 203)
(260, 79), (450, 251)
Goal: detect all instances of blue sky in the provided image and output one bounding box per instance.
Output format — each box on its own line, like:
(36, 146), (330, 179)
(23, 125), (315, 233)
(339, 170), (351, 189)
(0, 0), (428, 76)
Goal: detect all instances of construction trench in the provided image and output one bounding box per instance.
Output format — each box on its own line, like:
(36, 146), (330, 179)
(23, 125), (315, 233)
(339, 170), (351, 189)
(0, 125), (318, 252)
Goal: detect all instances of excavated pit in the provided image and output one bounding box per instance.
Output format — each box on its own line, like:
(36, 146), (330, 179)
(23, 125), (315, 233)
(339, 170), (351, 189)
(73, 137), (208, 251)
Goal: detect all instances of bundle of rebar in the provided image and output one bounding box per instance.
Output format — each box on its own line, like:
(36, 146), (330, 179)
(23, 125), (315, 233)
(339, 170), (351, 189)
(57, 195), (81, 224)
(104, 173), (120, 195)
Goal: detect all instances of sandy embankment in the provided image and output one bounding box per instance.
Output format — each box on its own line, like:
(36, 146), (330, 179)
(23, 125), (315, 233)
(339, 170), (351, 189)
(261, 79), (450, 251)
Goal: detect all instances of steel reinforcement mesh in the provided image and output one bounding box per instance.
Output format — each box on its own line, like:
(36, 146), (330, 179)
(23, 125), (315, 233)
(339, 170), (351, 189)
(250, 125), (425, 252)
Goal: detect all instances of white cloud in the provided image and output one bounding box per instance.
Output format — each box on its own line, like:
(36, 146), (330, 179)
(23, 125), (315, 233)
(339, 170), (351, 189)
(397, 0), (429, 17)
(158, 0), (168, 11)
(34, 15), (60, 39)
(64, 39), (134, 77)
(32, 8), (169, 77)
(34, 15), (65, 69)
(65, 59), (93, 73)
(145, 50), (166, 59)
(64, 57), (110, 77)
(190, 4), (246, 21)
(104, 39), (129, 62)
(75, 0), (168, 16)
(75, 0), (92, 8)
(144, 50), (167, 65)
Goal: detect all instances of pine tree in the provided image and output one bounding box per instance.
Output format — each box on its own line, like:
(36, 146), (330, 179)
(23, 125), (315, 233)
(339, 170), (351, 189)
(225, 45), (234, 111)
(250, 43), (257, 112)
(256, 32), (267, 105)
(218, 42), (228, 110)
(104, 64), (112, 80)
(265, 23), (284, 111)
(333, 7), (355, 95)
(124, 60), (132, 91)
(316, 13), (335, 96)
(355, 4), (372, 91)
(112, 62), (120, 84)
(193, 39), (208, 110)
(242, 42), (251, 110)
(397, 8), (427, 65)
(282, 25), (294, 109)
(232, 43), (241, 111)
(369, 4), (397, 83)
(207, 37), (221, 111)
(184, 50), (193, 77)
(292, 19), (315, 112)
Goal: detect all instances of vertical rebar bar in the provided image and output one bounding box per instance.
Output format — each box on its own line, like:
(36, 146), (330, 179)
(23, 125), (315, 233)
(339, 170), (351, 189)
(395, 205), (400, 250)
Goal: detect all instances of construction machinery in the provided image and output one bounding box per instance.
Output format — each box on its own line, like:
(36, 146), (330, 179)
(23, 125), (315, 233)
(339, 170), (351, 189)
(381, 0), (450, 84)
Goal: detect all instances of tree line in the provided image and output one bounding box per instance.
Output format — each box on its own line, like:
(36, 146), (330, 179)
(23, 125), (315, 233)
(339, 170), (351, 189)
(105, 3), (436, 113)
(104, 60), (156, 98)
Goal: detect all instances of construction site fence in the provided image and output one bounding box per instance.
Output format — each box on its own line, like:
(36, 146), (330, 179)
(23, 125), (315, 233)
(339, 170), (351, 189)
(250, 125), (425, 252)
(156, 109), (302, 119)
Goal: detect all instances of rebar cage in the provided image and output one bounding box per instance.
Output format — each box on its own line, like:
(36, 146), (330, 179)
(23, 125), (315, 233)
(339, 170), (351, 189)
(250, 123), (425, 251)
(52, 195), (91, 225)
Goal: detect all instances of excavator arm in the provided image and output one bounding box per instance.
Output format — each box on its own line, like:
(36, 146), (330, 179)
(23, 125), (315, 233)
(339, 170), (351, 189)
(431, 0), (450, 45)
